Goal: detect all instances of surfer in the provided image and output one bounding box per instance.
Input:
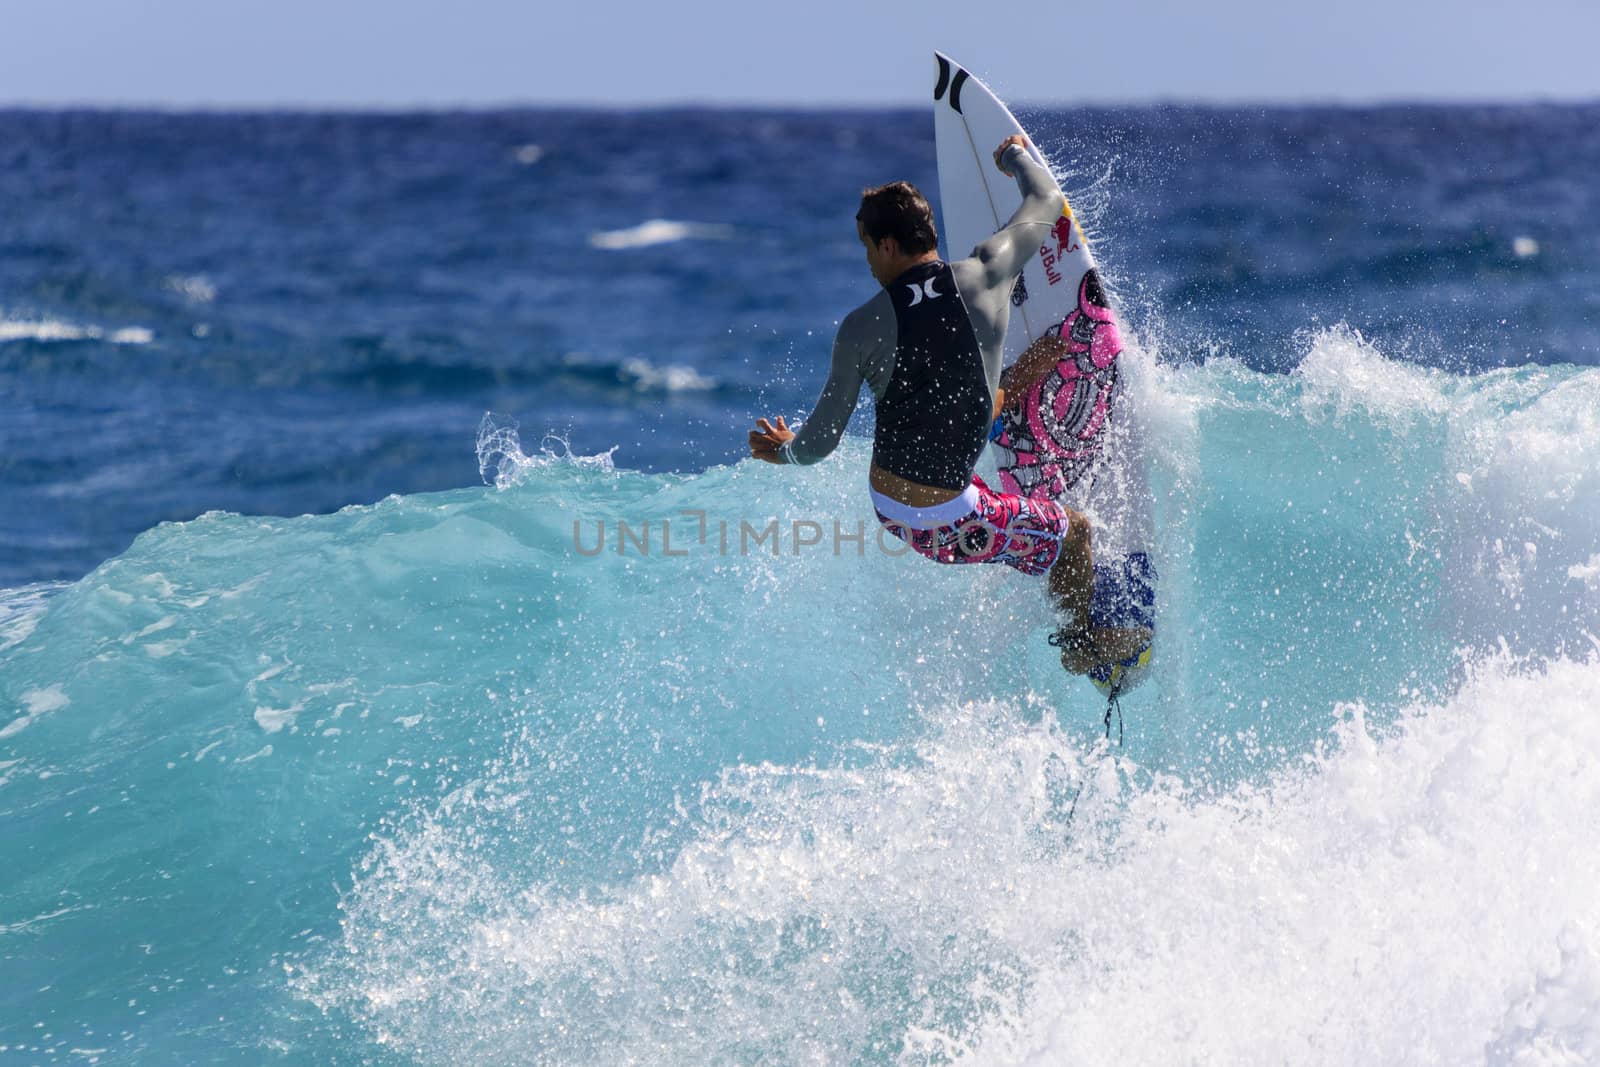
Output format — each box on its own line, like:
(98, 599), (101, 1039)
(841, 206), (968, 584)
(748, 134), (1073, 576)
(747, 133), (1150, 692)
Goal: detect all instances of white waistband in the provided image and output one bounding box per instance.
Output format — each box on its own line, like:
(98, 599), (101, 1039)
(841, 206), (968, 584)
(869, 483), (981, 530)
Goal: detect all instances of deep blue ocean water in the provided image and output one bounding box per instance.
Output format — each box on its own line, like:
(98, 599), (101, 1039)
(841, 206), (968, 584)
(4, 105), (1597, 586)
(3, 105), (1599, 1064)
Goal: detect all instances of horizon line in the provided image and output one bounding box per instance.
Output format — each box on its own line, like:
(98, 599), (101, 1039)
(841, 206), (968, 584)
(3, 92), (1598, 115)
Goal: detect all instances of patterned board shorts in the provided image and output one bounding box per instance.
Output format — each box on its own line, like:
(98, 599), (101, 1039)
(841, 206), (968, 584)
(872, 474), (1069, 577)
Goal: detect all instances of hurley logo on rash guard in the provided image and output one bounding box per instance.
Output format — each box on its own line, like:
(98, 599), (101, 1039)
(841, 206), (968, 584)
(905, 278), (942, 306)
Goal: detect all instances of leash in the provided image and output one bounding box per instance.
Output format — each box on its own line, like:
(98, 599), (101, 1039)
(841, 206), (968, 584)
(1066, 677), (1125, 825)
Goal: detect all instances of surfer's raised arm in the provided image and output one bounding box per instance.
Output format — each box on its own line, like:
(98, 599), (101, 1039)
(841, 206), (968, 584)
(971, 135), (1065, 289)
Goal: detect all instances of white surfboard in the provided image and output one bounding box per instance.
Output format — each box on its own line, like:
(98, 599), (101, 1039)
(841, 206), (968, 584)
(934, 53), (1155, 692)
(933, 53), (1073, 369)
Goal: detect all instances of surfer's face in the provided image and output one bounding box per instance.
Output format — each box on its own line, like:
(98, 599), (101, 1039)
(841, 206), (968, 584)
(857, 221), (895, 286)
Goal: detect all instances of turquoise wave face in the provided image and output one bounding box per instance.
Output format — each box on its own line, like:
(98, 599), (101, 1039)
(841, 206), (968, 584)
(3, 334), (1598, 1063)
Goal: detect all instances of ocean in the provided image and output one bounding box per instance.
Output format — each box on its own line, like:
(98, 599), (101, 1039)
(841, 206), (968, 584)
(2, 103), (1599, 1064)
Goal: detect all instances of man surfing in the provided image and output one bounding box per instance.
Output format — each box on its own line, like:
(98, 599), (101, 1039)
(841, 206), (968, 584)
(748, 135), (1148, 686)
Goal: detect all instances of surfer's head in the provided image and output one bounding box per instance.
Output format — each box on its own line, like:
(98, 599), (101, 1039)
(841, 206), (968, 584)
(856, 182), (938, 285)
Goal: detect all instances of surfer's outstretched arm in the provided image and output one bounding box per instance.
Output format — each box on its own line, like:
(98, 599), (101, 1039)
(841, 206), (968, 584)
(749, 301), (889, 466)
(971, 137), (1064, 290)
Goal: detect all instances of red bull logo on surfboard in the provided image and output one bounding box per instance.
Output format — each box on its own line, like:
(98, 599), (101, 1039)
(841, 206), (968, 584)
(1039, 211), (1079, 287)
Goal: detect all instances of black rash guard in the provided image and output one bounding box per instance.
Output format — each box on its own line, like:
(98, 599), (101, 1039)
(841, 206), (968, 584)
(872, 259), (990, 490)
(778, 144), (1064, 491)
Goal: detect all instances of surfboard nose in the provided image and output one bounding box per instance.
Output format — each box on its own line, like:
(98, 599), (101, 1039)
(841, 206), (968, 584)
(933, 54), (970, 113)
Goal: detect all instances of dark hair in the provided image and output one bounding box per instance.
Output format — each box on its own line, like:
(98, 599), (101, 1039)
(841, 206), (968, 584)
(855, 181), (938, 256)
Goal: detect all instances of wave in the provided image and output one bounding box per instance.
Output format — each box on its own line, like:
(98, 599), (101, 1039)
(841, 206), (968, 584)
(3, 337), (1597, 1060)
(552, 352), (724, 396)
(954, 651), (1600, 1066)
(544, 352), (725, 396)
(293, 651), (1600, 1066)
(0, 316), (152, 345)
(588, 219), (735, 251)
(163, 274), (217, 304)
(617, 355), (717, 392)
(312, 350), (723, 398)
(1288, 326), (1600, 658)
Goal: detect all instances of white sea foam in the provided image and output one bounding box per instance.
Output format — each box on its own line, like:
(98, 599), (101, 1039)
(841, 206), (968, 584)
(0, 316), (152, 345)
(0, 582), (66, 653)
(164, 274), (217, 304)
(512, 144), (543, 165)
(617, 356), (716, 393)
(1446, 369), (1600, 654)
(0, 318), (93, 343)
(300, 651), (1600, 1066)
(1295, 324), (1451, 425)
(956, 654), (1600, 1065)
(588, 219), (733, 251)
(1, 683), (71, 739)
(254, 700), (307, 735)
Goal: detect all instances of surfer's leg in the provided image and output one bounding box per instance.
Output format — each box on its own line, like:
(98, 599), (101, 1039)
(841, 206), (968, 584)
(1047, 510), (1094, 632)
(1046, 512), (1120, 676)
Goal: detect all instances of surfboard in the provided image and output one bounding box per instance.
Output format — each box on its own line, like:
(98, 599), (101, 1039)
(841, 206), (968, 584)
(933, 53), (1155, 693)
(932, 53), (1119, 506)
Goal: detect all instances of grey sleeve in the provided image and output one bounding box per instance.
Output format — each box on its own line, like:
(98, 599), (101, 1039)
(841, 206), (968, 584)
(782, 301), (891, 465)
(969, 144), (1065, 290)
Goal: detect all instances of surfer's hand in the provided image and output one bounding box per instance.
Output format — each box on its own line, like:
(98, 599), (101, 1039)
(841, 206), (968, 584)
(993, 135), (1029, 176)
(749, 415), (795, 463)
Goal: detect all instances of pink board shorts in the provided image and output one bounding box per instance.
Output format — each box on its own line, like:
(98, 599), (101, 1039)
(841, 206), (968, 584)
(871, 474), (1069, 577)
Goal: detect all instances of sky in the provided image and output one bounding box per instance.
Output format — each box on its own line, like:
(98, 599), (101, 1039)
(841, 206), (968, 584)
(3, 0), (1599, 107)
